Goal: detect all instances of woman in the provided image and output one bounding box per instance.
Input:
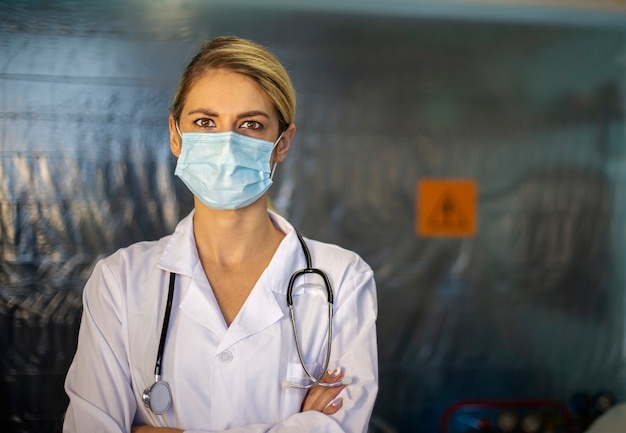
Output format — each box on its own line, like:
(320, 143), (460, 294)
(63, 36), (378, 433)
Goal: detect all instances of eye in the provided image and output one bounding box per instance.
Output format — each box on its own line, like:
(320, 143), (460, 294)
(240, 120), (263, 130)
(193, 118), (215, 129)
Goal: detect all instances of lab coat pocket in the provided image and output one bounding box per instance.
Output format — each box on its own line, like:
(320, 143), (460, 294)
(282, 361), (317, 415)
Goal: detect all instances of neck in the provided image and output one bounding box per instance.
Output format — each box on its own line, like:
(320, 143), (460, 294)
(192, 198), (284, 267)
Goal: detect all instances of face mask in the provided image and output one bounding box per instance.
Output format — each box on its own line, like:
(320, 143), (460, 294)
(174, 127), (284, 210)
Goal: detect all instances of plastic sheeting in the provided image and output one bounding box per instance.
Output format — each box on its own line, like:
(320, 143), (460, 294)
(1, 1), (625, 432)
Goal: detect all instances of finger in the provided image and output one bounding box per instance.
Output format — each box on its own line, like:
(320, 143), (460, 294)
(302, 382), (346, 412)
(318, 384), (346, 411)
(304, 385), (342, 411)
(324, 397), (343, 415)
(324, 367), (343, 382)
(301, 367), (349, 413)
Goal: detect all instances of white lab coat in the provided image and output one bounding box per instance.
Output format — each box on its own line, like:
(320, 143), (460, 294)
(63, 210), (378, 433)
(585, 403), (626, 433)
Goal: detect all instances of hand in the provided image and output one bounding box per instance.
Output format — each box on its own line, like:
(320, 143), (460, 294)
(300, 368), (347, 415)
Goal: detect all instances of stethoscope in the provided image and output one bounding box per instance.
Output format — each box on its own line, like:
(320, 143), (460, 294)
(142, 230), (345, 415)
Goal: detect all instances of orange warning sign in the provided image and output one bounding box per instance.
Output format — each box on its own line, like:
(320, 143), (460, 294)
(416, 179), (477, 237)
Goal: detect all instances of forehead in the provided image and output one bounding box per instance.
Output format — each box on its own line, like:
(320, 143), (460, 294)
(183, 69), (276, 115)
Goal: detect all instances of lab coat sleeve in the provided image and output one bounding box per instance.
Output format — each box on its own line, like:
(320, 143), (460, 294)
(63, 259), (136, 433)
(186, 261), (379, 433)
(585, 403), (626, 433)
(184, 412), (343, 433)
(330, 264), (379, 432)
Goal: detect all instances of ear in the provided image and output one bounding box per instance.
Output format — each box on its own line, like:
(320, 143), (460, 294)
(169, 115), (182, 157)
(272, 123), (296, 164)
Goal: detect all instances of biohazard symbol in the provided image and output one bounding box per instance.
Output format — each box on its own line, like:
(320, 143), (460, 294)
(427, 191), (468, 229)
(416, 179), (476, 237)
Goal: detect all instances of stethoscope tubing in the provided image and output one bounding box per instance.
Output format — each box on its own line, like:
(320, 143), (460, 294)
(142, 272), (176, 415)
(286, 230), (340, 389)
(287, 299), (334, 388)
(154, 272), (176, 381)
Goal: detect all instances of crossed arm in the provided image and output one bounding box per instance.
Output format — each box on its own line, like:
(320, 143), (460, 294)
(131, 370), (347, 433)
(64, 255), (377, 433)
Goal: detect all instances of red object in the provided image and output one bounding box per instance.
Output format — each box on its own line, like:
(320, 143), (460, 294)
(440, 399), (574, 433)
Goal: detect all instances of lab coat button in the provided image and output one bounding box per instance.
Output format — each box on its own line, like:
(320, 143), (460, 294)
(218, 350), (233, 363)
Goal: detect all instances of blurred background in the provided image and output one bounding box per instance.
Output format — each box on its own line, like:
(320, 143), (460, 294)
(1, 0), (625, 432)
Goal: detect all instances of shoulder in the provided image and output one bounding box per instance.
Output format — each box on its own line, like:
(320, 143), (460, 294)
(100, 237), (169, 277)
(271, 210), (370, 273)
(306, 237), (373, 275)
(81, 236), (172, 318)
(97, 210), (194, 278)
(303, 237), (376, 305)
(85, 235), (172, 298)
(304, 237), (378, 320)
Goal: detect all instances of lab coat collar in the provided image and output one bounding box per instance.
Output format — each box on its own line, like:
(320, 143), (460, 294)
(263, 210), (309, 297)
(161, 209), (308, 351)
(156, 209), (306, 283)
(157, 210), (198, 276)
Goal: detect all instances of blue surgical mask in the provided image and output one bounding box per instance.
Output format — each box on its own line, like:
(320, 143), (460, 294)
(174, 126), (284, 210)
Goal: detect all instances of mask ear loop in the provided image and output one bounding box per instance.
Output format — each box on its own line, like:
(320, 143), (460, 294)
(270, 130), (286, 180)
(175, 122), (182, 139)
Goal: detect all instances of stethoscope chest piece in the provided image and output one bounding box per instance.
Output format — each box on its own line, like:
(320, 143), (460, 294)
(142, 380), (172, 415)
(144, 272), (176, 415)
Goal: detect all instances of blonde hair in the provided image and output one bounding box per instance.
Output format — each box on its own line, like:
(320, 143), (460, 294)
(170, 36), (296, 131)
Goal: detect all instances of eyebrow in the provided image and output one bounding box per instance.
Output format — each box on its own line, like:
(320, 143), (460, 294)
(186, 109), (271, 119)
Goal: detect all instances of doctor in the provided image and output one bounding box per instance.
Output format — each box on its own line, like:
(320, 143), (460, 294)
(63, 36), (378, 433)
